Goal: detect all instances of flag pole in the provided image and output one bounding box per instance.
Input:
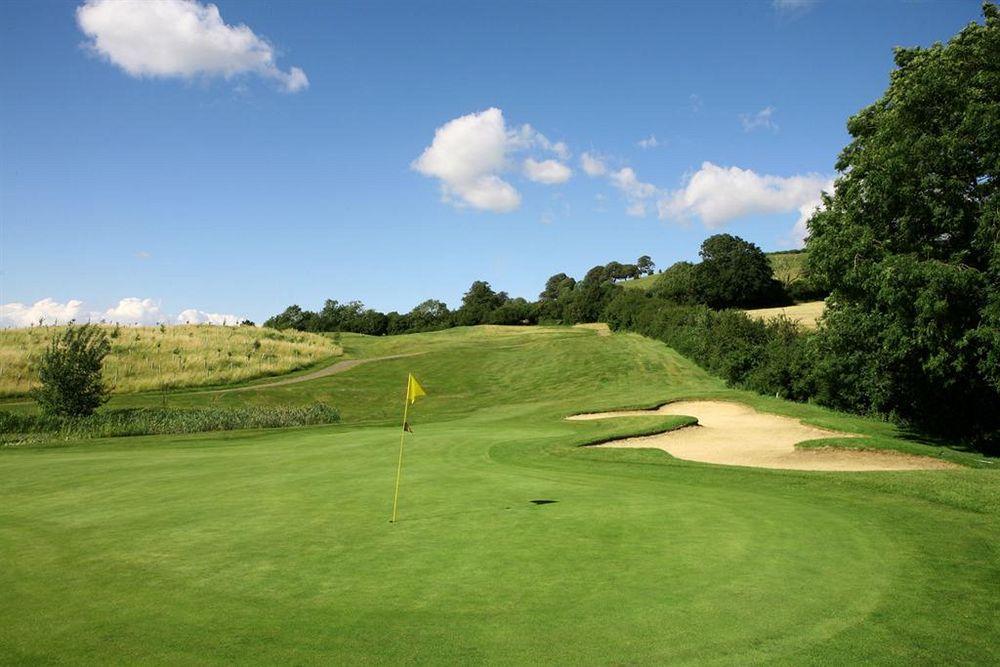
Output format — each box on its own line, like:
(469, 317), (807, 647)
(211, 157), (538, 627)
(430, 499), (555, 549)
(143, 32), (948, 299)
(390, 377), (411, 523)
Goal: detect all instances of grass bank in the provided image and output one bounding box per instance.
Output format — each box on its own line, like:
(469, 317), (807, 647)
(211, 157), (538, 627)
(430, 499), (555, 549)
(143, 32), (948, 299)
(0, 324), (342, 397)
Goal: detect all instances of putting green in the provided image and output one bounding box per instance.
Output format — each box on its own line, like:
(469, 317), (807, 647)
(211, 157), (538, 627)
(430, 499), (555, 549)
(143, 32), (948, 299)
(1, 327), (996, 663)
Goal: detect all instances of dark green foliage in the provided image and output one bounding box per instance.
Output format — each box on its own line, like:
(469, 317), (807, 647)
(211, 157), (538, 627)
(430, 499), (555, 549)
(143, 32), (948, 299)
(649, 261), (700, 304)
(637, 255), (655, 276)
(32, 323), (111, 417)
(490, 298), (538, 325)
(693, 234), (787, 308)
(0, 403), (340, 445)
(456, 281), (508, 326)
(603, 290), (812, 400)
(806, 3), (1000, 450)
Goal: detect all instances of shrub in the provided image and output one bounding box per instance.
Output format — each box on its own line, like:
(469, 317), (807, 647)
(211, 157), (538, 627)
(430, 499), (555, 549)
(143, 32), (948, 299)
(32, 323), (111, 417)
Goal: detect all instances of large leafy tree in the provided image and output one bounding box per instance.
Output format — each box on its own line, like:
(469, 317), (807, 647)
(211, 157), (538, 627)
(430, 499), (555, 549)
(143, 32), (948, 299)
(692, 234), (783, 308)
(807, 3), (1000, 449)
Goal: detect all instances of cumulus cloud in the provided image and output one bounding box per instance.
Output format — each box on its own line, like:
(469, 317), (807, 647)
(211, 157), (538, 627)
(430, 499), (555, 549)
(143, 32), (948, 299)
(658, 162), (832, 240)
(636, 135), (660, 149)
(412, 108), (519, 212)
(580, 152), (608, 177)
(523, 158), (572, 185)
(609, 167), (660, 217)
(0, 298), (85, 327)
(177, 308), (241, 325)
(76, 0), (308, 93)
(740, 106), (778, 132)
(1, 297), (245, 328)
(412, 108), (571, 212)
(102, 297), (165, 324)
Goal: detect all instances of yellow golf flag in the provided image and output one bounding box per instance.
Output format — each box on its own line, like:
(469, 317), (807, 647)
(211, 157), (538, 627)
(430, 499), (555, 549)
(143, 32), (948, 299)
(406, 373), (426, 404)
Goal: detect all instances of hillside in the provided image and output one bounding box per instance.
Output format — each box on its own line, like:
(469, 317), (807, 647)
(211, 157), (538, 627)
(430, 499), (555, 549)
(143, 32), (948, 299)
(623, 250), (808, 291)
(744, 300), (826, 329)
(1, 325), (995, 663)
(0, 325), (342, 397)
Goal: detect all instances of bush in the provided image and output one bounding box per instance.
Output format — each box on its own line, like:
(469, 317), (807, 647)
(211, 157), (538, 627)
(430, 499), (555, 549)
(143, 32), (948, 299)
(32, 323), (111, 417)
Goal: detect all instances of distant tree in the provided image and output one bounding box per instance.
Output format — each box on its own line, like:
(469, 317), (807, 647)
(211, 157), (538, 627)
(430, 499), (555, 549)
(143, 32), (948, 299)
(637, 255), (655, 276)
(264, 305), (311, 330)
(33, 323), (111, 417)
(583, 265), (609, 284)
(806, 3), (1000, 449)
(408, 299), (451, 330)
(538, 273), (577, 321)
(693, 234), (785, 308)
(456, 281), (506, 326)
(239, 319), (255, 327)
(650, 261), (700, 304)
(604, 261), (626, 281)
(490, 298), (537, 325)
(622, 263), (641, 280)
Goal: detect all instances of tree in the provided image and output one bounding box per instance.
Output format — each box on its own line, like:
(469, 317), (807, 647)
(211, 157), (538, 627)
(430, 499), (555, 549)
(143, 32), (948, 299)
(806, 3), (1000, 450)
(408, 299), (450, 330)
(456, 281), (506, 326)
(693, 234), (785, 308)
(637, 255), (655, 276)
(33, 323), (111, 417)
(650, 261), (699, 304)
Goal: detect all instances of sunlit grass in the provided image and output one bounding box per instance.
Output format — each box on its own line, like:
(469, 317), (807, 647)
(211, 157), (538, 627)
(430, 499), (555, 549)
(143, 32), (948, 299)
(0, 324), (342, 397)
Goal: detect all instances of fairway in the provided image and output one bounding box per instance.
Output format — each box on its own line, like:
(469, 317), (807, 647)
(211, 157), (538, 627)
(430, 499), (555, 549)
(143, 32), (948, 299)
(1, 326), (996, 663)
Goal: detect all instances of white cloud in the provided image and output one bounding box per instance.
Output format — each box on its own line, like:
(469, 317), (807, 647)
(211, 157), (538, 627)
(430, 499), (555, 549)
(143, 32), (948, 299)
(523, 158), (572, 185)
(580, 152), (608, 177)
(658, 162), (832, 239)
(76, 0), (308, 93)
(689, 93), (703, 113)
(609, 167), (660, 217)
(1, 297), (245, 328)
(740, 106), (778, 132)
(412, 108), (520, 212)
(177, 308), (241, 325)
(103, 297), (166, 324)
(636, 135), (660, 149)
(412, 108), (571, 213)
(0, 298), (85, 327)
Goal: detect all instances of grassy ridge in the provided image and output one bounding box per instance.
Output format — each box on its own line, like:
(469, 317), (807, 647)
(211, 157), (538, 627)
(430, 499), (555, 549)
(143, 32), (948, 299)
(0, 324), (342, 397)
(0, 326), (996, 663)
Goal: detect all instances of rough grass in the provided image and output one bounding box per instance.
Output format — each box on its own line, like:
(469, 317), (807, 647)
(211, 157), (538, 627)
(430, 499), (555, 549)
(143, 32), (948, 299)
(0, 326), (996, 663)
(0, 324), (342, 397)
(743, 300), (826, 329)
(0, 404), (340, 446)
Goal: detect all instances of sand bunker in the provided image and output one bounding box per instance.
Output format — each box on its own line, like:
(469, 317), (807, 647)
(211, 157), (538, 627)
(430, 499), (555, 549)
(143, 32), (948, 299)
(567, 400), (956, 471)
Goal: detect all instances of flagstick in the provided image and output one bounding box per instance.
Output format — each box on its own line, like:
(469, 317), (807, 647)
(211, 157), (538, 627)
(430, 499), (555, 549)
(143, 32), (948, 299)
(390, 380), (411, 524)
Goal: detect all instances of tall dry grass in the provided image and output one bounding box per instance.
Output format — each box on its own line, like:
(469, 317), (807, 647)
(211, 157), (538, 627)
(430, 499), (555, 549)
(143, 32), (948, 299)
(0, 325), (342, 398)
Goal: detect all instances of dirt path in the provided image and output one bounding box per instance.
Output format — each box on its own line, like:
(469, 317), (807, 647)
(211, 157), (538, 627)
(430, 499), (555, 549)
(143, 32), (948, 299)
(215, 353), (421, 392)
(568, 400), (956, 471)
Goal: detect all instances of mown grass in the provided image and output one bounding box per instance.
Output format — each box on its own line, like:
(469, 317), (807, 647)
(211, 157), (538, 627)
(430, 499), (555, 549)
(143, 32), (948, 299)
(0, 324), (342, 397)
(0, 325), (996, 663)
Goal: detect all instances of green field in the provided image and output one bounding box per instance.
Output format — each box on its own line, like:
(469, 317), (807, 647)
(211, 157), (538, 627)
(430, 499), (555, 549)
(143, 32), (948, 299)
(1, 326), (997, 663)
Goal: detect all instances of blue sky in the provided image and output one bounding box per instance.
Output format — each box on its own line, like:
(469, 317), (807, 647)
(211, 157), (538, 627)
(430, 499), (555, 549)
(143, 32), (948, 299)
(0, 0), (987, 325)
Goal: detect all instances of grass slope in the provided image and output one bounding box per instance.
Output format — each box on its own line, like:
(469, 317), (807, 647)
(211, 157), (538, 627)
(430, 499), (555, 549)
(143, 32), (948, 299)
(1, 326), (997, 663)
(622, 250), (808, 291)
(0, 325), (341, 397)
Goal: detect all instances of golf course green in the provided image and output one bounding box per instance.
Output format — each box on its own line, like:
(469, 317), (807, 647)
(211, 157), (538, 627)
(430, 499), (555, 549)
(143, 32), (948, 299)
(1, 326), (997, 663)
